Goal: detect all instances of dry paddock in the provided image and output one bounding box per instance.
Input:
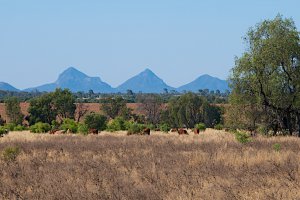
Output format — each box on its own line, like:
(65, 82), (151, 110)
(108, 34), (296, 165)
(0, 129), (300, 200)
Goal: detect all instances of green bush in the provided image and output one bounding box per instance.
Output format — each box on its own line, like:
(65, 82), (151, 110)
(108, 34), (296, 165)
(13, 125), (27, 131)
(2, 146), (20, 162)
(160, 123), (170, 133)
(78, 123), (88, 135)
(0, 126), (9, 137)
(4, 123), (17, 131)
(51, 120), (60, 130)
(214, 124), (223, 130)
(60, 118), (78, 133)
(273, 143), (281, 152)
(30, 122), (51, 133)
(84, 113), (107, 131)
(257, 125), (269, 135)
(107, 117), (127, 132)
(146, 124), (156, 131)
(235, 131), (252, 144)
(127, 123), (145, 135)
(195, 123), (206, 131)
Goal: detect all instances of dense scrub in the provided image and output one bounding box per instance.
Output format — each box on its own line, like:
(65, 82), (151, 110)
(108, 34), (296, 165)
(0, 131), (299, 199)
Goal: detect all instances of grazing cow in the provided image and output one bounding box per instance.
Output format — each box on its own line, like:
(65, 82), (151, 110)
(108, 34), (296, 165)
(250, 131), (257, 137)
(194, 128), (200, 134)
(89, 128), (98, 134)
(142, 128), (150, 135)
(170, 128), (178, 132)
(49, 129), (58, 134)
(178, 128), (188, 135)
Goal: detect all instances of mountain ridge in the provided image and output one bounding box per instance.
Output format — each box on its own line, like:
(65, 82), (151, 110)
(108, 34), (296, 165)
(2, 67), (229, 93)
(0, 82), (20, 92)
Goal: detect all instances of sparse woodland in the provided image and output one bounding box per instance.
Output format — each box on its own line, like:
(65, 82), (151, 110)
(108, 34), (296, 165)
(1, 15), (300, 199)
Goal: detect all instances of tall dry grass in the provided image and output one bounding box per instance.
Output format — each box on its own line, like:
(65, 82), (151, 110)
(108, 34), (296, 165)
(0, 129), (299, 199)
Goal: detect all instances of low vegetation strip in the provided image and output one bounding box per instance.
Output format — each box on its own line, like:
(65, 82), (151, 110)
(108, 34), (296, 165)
(0, 131), (299, 199)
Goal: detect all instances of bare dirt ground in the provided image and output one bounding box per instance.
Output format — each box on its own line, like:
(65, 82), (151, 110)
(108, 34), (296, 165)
(0, 129), (300, 200)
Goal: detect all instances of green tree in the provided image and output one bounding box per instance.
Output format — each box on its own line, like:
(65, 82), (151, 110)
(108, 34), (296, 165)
(229, 15), (300, 136)
(164, 93), (208, 128)
(28, 89), (76, 124)
(52, 89), (76, 120)
(5, 97), (24, 125)
(28, 93), (56, 125)
(101, 96), (131, 119)
(84, 113), (107, 131)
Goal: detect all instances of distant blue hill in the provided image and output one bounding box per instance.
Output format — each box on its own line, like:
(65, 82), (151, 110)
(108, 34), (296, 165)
(177, 74), (229, 92)
(116, 69), (174, 93)
(0, 82), (19, 92)
(25, 67), (114, 93)
(10, 67), (230, 93)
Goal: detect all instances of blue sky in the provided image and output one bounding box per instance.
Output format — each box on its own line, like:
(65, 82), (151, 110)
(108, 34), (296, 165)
(0, 0), (299, 89)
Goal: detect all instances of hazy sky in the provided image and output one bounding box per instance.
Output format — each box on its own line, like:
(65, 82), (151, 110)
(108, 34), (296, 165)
(1, 0), (300, 89)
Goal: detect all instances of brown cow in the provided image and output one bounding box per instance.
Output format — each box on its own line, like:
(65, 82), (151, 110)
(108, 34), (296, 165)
(178, 128), (188, 135)
(170, 128), (178, 132)
(142, 128), (150, 135)
(49, 129), (58, 134)
(194, 128), (200, 134)
(89, 128), (98, 134)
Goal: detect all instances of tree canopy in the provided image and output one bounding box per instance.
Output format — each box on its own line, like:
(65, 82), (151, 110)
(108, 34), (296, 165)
(229, 15), (300, 136)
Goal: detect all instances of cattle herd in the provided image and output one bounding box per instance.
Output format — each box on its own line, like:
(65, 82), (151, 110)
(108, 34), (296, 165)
(2, 127), (203, 136)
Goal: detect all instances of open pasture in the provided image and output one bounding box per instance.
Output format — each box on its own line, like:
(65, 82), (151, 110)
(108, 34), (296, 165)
(0, 130), (300, 199)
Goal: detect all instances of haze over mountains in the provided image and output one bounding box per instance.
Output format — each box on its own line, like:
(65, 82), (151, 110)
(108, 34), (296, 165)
(1, 67), (229, 93)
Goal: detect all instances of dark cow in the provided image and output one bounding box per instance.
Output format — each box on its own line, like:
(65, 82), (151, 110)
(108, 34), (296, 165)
(142, 128), (151, 135)
(194, 128), (200, 134)
(155, 128), (161, 131)
(89, 128), (98, 134)
(178, 128), (188, 135)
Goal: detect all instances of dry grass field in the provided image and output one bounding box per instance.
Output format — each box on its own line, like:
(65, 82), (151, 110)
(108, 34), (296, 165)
(0, 129), (300, 200)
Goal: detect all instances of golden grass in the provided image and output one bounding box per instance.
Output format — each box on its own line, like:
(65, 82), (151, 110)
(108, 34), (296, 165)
(0, 129), (300, 199)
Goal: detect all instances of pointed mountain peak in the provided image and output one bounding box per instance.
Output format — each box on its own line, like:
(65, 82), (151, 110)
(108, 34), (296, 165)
(140, 68), (156, 76)
(59, 67), (87, 78)
(116, 68), (174, 93)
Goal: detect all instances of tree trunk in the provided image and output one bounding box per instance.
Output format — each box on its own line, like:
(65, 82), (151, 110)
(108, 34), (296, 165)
(298, 114), (300, 137)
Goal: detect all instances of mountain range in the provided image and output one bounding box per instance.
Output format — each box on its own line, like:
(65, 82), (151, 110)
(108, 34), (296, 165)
(1, 67), (229, 93)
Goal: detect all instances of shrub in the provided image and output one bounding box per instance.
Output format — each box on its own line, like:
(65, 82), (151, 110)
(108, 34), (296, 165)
(60, 118), (78, 133)
(257, 125), (269, 135)
(0, 126), (9, 137)
(84, 113), (107, 131)
(78, 123), (88, 135)
(273, 143), (281, 152)
(51, 120), (60, 130)
(30, 122), (51, 133)
(4, 123), (17, 131)
(2, 146), (20, 162)
(160, 123), (170, 133)
(235, 131), (252, 144)
(13, 125), (27, 131)
(214, 124), (223, 130)
(107, 117), (127, 132)
(146, 124), (156, 131)
(127, 123), (145, 135)
(195, 123), (206, 131)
